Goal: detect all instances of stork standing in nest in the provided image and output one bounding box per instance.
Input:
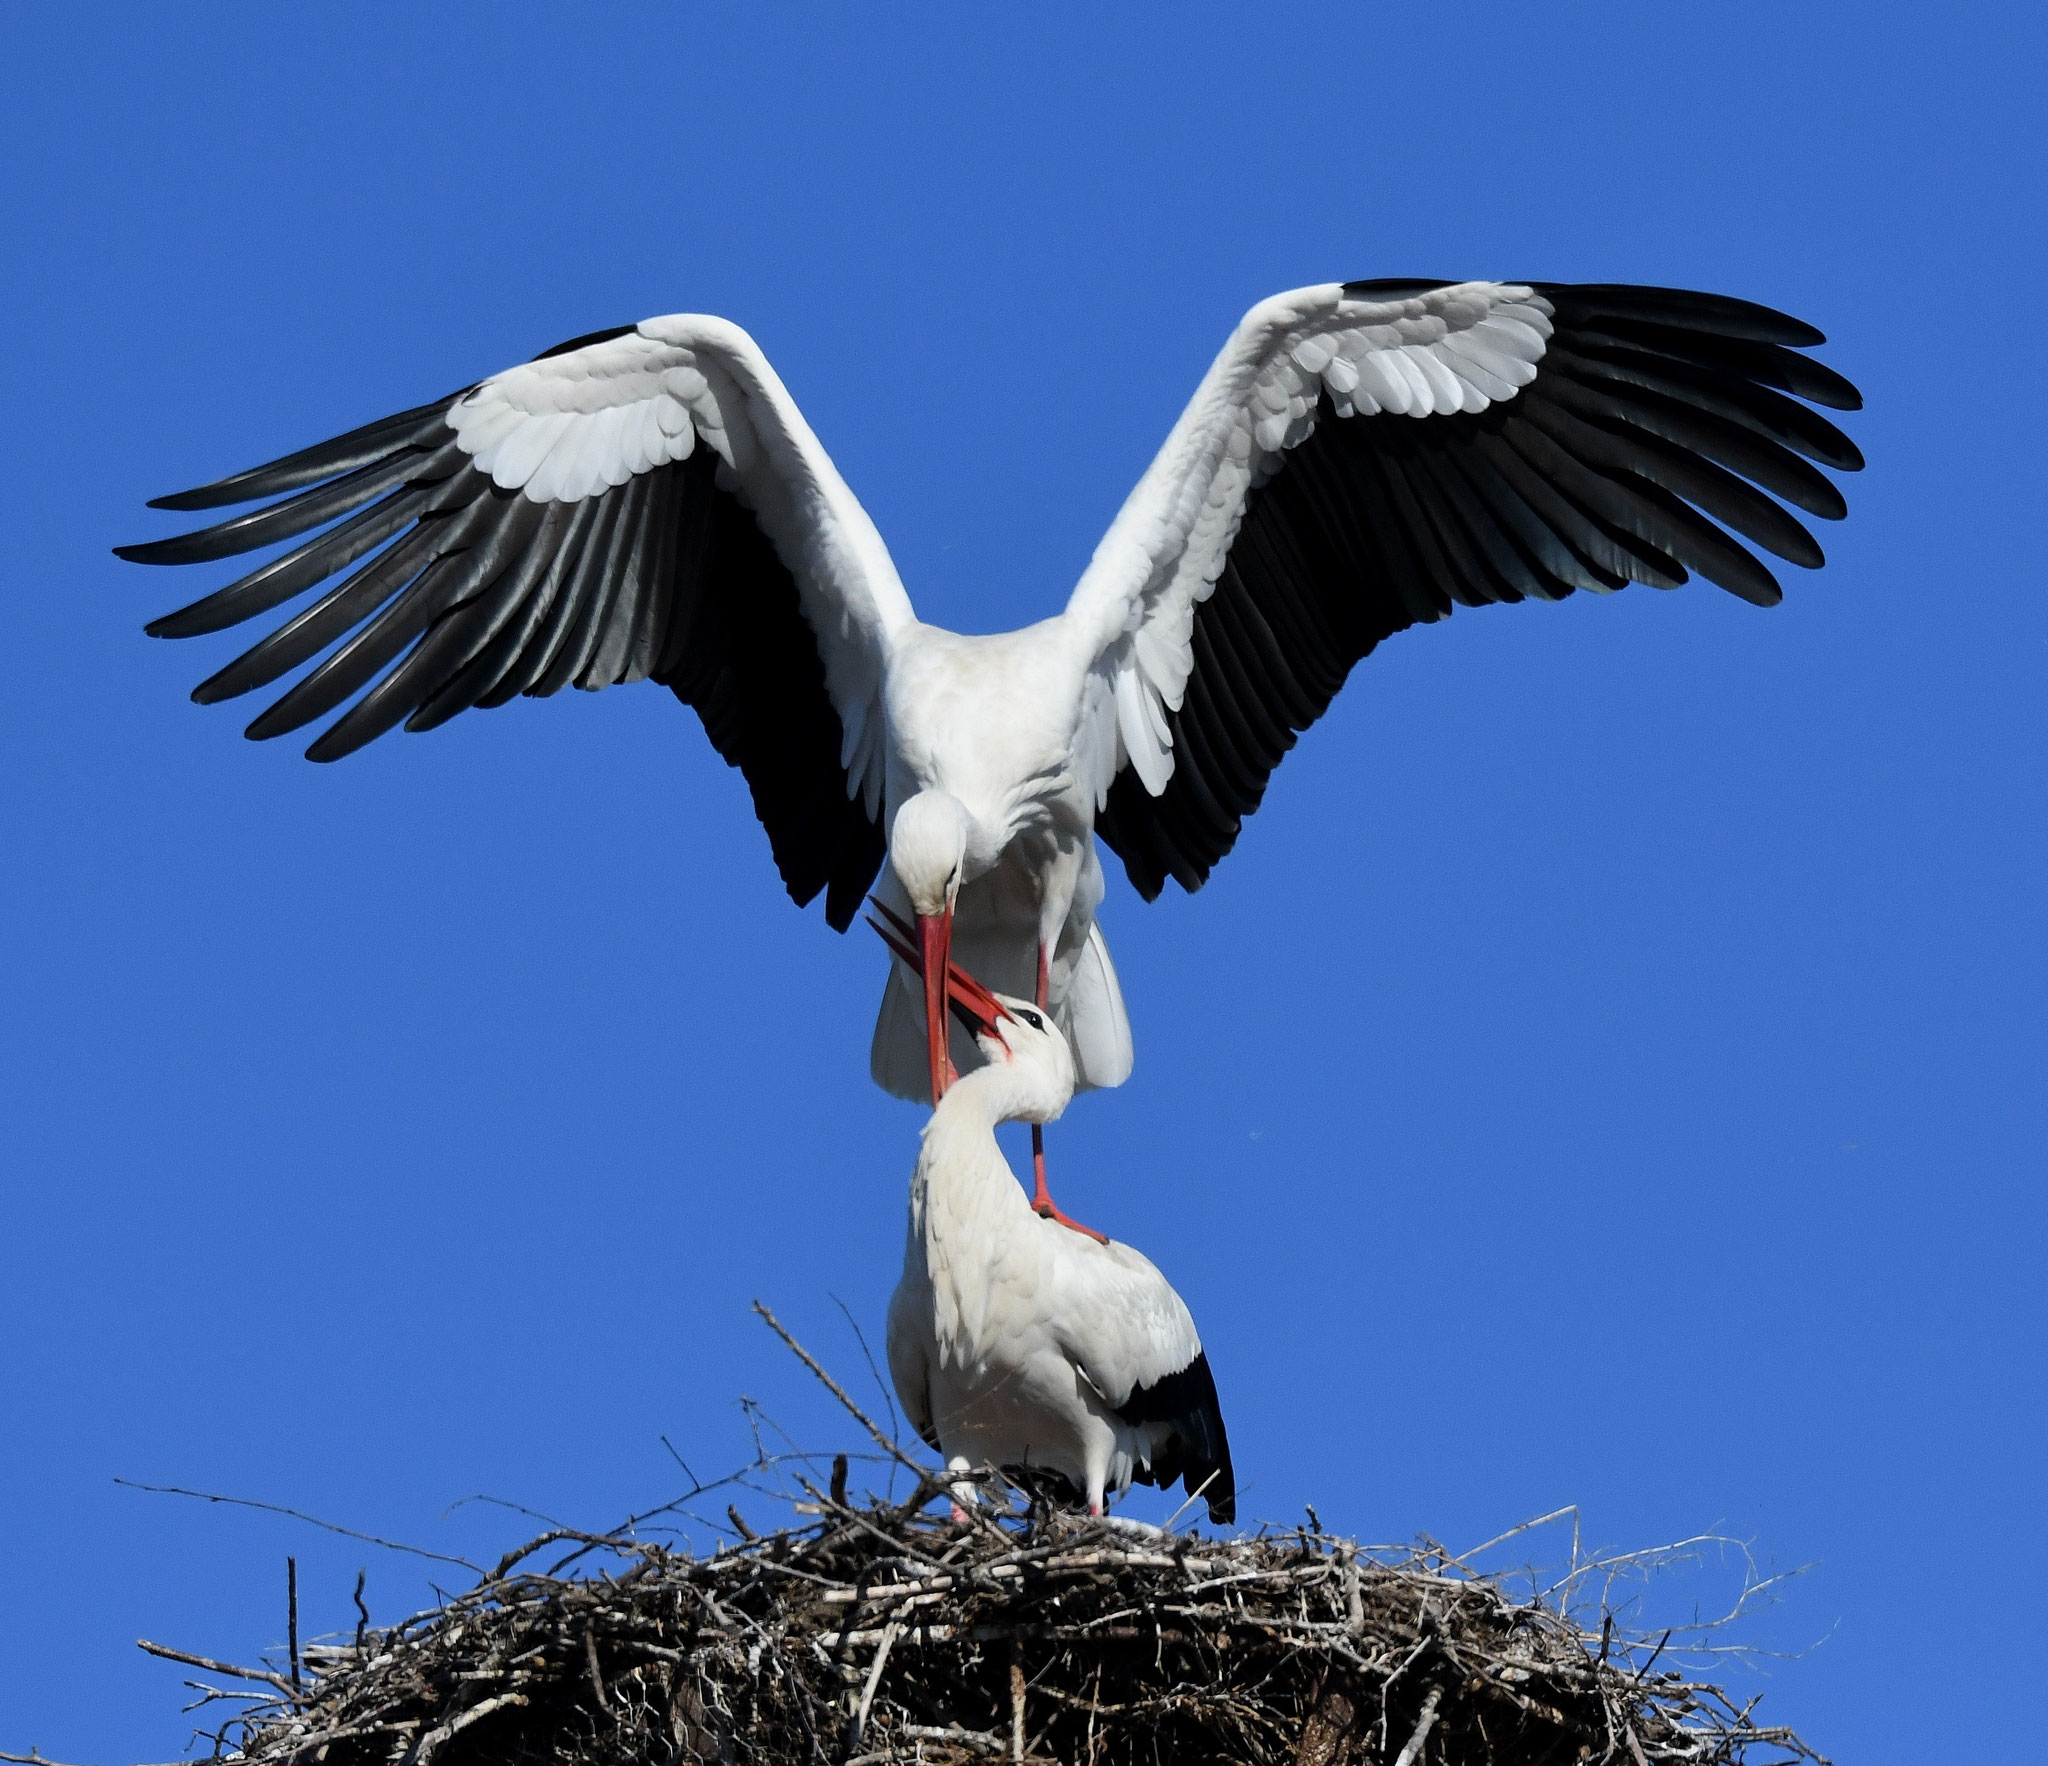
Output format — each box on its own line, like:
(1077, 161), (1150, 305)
(877, 922), (1234, 1524)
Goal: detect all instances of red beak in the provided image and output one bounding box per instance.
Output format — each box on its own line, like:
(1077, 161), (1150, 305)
(919, 907), (953, 1105)
(868, 900), (1012, 1099)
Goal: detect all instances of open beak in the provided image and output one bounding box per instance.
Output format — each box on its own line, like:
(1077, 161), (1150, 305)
(939, 960), (1010, 1045)
(868, 901), (1011, 1097)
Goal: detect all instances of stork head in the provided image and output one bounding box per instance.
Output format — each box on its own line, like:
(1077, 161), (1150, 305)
(890, 791), (973, 1106)
(944, 980), (1076, 1126)
(891, 790), (971, 917)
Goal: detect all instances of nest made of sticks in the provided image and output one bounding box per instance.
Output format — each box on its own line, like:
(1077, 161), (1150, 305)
(133, 1468), (1824, 1766)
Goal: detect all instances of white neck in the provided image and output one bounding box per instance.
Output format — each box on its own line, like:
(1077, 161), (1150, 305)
(907, 1061), (1044, 1364)
(944, 1047), (1058, 1130)
(912, 1061), (1037, 1232)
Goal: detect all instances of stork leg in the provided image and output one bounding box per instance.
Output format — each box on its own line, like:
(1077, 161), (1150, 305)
(1029, 941), (1107, 1244)
(946, 1459), (976, 1524)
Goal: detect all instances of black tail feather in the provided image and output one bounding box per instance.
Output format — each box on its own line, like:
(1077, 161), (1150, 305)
(1118, 1350), (1236, 1526)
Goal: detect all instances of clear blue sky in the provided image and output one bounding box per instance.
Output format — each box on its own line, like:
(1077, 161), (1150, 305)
(3, 4), (2040, 1759)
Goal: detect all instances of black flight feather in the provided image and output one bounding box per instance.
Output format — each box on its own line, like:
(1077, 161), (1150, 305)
(142, 392), (467, 513)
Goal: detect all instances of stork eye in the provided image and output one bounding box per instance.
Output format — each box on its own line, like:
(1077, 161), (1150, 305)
(1017, 1009), (1045, 1032)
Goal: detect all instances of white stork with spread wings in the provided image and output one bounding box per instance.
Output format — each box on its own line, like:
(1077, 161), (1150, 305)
(878, 939), (1234, 1525)
(121, 279), (1864, 1222)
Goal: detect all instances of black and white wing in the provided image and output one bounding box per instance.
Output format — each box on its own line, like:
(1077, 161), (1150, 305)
(1063, 280), (1865, 899)
(119, 318), (916, 930)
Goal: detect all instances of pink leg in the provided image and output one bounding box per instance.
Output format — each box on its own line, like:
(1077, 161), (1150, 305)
(1030, 941), (1107, 1243)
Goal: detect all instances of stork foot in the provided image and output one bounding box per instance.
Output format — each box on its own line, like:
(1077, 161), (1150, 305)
(1031, 1121), (1107, 1242)
(1032, 1190), (1108, 1244)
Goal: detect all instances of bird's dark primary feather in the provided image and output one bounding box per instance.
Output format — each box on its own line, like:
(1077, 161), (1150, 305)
(141, 393), (469, 513)
(1098, 279), (1863, 901)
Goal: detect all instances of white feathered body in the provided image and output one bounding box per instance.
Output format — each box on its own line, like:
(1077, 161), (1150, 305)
(886, 1054), (1207, 1512)
(870, 618), (1132, 1098)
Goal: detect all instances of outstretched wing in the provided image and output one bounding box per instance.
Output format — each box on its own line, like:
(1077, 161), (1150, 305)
(1064, 280), (1864, 899)
(119, 317), (916, 930)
